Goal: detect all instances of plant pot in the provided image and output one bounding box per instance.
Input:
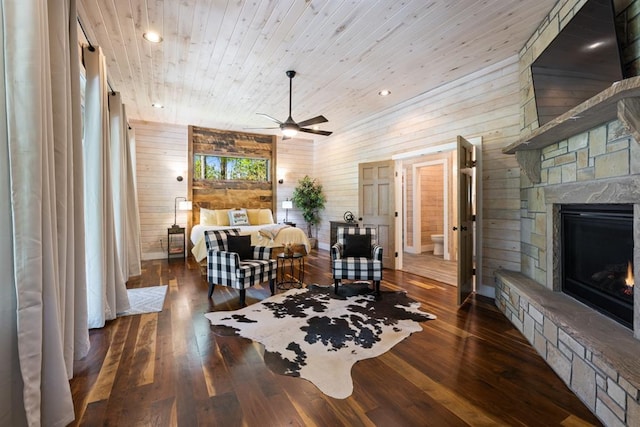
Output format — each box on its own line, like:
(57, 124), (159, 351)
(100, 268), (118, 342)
(309, 237), (318, 249)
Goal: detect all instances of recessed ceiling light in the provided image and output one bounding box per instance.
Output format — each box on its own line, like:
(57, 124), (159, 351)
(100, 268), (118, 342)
(143, 31), (163, 43)
(152, 102), (164, 109)
(378, 89), (391, 96)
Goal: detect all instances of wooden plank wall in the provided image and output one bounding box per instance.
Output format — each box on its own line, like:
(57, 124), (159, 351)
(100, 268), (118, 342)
(421, 164), (444, 250)
(131, 120), (189, 260)
(313, 57), (522, 296)
(188, 126), (277, 226)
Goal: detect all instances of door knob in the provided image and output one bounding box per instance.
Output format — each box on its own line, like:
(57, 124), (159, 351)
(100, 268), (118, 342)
(461, 226), (468, 231)
(452, 226), (458, 231)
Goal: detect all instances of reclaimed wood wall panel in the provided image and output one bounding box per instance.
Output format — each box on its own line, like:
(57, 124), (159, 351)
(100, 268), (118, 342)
(188, 126), (277, 226)
(132, 120), (189, 260)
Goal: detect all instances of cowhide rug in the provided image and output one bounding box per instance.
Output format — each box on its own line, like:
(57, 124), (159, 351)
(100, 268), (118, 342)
(204, 283), (436, 399)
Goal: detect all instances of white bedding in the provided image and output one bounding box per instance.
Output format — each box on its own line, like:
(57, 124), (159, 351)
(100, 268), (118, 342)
(190, 224), (311, 262)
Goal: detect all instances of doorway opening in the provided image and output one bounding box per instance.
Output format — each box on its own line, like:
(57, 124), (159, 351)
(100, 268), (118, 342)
(401, 155), (457, 285)
(392, 136), (481, 293)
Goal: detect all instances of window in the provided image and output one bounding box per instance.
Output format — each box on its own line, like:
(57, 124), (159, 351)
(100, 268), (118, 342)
(193, 155), (270, 182)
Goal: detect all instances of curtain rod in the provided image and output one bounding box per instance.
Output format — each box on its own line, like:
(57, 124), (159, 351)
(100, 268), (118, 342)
(77, 14), (130, 130)
(77, 15), (115, 94)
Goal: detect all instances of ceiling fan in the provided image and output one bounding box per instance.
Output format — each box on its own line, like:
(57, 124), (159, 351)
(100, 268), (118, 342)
(252, 70), (333, 139)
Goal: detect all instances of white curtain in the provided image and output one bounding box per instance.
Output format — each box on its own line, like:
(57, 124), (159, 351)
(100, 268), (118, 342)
(83, 46), (130, 328)
(126, 123), (142, 276)
(109, 93), (141, 278)
(0, 0), (89, 425)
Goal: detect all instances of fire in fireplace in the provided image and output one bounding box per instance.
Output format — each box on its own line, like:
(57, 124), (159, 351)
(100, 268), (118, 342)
(561, 204), (634, 328)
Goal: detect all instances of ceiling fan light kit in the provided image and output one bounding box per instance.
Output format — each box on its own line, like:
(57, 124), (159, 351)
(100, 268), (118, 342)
(254, 70), (333, 139)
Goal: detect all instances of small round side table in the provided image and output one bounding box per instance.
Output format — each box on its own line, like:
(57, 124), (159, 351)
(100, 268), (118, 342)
(276, 252), (305, 290)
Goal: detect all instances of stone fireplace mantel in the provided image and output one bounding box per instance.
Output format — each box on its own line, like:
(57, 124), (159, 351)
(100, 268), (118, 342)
(503, 77), (640, 184)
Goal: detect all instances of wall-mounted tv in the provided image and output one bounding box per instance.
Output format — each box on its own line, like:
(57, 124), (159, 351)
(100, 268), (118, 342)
(531, 0), (623, 125)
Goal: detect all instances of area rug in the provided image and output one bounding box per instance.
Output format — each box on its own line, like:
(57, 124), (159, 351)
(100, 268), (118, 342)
(204, 283), (436, 398)
(117, 285), (168, 317)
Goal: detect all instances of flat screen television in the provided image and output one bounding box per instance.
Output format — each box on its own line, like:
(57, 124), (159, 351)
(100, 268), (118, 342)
(531, 0), (624, 125)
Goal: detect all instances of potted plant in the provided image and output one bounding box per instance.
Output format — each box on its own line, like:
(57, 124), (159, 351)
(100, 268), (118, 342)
(291, 175), (326, 248)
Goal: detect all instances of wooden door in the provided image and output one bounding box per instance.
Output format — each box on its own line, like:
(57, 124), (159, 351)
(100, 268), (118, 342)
(456, 136), (475, 305)
(359, 160), (395, 268)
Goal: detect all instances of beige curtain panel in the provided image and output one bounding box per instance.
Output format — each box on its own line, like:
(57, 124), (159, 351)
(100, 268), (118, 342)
(0, 0), (89, 425)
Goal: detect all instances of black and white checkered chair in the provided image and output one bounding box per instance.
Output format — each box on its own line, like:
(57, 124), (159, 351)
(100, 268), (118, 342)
(331, 227), (383, 298)
(205, 229), (277, 306)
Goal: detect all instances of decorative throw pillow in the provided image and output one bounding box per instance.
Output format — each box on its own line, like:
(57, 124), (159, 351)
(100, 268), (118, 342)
(343, 234), (371, 258)
(227, 235), (253, 260)
(216, 209), (231, 226)
(258, 208), (274, 224)
(246, 209), (260, 225)
(200, 208), (218, 225)
(229, 209), (250, 226)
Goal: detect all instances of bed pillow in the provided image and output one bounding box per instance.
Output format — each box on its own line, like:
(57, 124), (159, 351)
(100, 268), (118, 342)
(246, 209), (260, 225)
(343, 234), (371, 258)
(200, 208), (218, 225)
(229, 209), (250, 226)
(216, 209), (230, 226)
(258, 208), (275, 225)
(227, 235), (253, 260)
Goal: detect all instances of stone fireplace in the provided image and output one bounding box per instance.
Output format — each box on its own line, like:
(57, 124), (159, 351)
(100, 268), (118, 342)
(493, 0), (640, 425)
(496, 119), (640, 426)
(561, 203), (634, 328)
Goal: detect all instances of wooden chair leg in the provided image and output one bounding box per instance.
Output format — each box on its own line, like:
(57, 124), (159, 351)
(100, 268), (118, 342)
(374, 280), (381, 300)
(208, 282), (215, 298)
(334, 279), (340, 295)
(269, 278), (275, 295)
(239, 289), (246, 307)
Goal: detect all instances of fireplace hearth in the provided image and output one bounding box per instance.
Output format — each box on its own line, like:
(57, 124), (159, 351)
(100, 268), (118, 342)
(561, 204), (634, 328)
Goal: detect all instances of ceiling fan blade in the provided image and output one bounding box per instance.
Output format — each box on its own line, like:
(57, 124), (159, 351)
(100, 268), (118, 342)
(243, 126), (280, 130)
(299, 128), (333, 136)
(256, 113), (283, 124)
(297, 115), (328, 127)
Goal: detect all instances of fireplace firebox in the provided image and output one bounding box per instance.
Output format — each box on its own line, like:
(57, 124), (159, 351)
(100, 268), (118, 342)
(561, 204), (634, 329)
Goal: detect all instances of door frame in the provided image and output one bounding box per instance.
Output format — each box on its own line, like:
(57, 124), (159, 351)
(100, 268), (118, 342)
(391, 136), (484, 295)
(411, 159), (449, 259)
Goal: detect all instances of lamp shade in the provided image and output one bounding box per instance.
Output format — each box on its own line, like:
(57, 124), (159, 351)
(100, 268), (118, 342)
(282, 200), (293, 210)
(178, 200), (192, 211)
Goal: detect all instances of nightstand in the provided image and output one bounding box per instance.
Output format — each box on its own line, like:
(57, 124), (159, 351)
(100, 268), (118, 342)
(167, 226), (185, 260)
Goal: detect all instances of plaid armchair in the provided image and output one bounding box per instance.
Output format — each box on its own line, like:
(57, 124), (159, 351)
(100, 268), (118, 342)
(331, 227), (383, 298)
(204, 229), (277, 306)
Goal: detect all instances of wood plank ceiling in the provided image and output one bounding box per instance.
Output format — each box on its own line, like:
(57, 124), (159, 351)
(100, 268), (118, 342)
(77, 0), (558, 137)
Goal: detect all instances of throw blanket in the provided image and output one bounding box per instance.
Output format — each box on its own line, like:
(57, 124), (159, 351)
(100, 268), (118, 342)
(258, 223), (291, 240)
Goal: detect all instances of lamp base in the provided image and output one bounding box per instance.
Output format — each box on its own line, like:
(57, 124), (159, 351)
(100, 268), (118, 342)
(171, 224), (181, 229)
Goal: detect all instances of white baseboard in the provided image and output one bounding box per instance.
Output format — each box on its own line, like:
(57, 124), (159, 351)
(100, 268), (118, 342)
(142, 251), (167, 261)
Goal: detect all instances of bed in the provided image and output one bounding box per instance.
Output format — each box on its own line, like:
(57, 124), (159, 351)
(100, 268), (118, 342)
(190, 208), (311, 262)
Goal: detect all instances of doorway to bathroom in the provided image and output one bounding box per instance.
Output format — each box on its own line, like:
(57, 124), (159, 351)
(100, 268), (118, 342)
(401, 154), (457, 286)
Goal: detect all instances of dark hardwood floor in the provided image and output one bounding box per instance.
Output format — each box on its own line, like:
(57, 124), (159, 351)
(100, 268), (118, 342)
(69, 249), (602, 426)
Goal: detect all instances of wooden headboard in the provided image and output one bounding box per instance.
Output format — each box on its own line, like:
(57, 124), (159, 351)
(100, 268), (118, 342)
(187, 126), (277, 228)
